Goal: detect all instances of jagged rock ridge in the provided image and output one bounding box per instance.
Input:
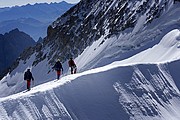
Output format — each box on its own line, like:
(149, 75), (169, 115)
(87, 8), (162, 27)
(0, 28), (35, 77)
(19, 0), (175, 68)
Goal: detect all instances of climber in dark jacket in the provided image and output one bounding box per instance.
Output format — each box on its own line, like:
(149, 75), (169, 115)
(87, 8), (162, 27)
(24, 69), (34, 91)
(53, 59), (63, 79)
(68, 58), (77, 74)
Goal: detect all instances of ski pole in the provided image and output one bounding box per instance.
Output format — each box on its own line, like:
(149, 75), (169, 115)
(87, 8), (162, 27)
(32, 80), (34, 87)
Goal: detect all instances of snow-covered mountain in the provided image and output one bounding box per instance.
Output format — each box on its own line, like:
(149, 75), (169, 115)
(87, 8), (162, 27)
(0, 1), (74, 41)
(0, 29), (180, 119)
(0, 0), (180, 119)
(44, 0), (178, 69)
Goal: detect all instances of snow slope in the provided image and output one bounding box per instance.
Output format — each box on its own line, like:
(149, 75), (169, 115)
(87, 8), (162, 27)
(113, 29), (180, 65)
(0, 29), (180, 119)
(75, 2), (180, 72)
(0, 1), (179, 119)
(0, 1), (179, 98)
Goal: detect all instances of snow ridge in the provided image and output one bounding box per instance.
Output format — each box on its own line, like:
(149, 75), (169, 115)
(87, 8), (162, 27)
(0, 1), (179, 120)
(0, 59), (180, 119)
(0, 90), (73, 119)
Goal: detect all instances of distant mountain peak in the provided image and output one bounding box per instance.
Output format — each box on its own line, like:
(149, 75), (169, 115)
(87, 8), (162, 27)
(0, 1), (75, 41)
(9, 28), (19, 33)
(0, 28), (35, 77)
(11, 1), (72, 8)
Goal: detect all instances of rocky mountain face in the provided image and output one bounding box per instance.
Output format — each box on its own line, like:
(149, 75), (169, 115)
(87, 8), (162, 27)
(21, 0), (175, 66)
(0, 28), (35, 77)
(4, 0), (179, 81)
(0, 1), (74, 41)
(0, 1), (179, 119)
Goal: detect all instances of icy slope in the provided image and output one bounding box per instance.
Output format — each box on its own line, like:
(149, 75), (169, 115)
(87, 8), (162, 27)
(0, 29), (180, 119)
(0, 21), (179, 100)
(75, 3), (180, 71)
(0, 0), (179, 98)
(0, 59), (180, 119)
(113, 29), (180, 65)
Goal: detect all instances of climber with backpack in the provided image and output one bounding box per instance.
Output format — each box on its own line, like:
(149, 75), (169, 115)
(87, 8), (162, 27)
(68, 58), (77, 74)
(24, 69), (34, 91)
(53, 59), (63, 79)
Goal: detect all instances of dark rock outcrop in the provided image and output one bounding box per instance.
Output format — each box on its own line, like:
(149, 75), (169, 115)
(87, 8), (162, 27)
(0, 28), (35, 77)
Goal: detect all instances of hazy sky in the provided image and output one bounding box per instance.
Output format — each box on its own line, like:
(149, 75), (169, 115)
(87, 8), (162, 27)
(0, 0), (80, 8)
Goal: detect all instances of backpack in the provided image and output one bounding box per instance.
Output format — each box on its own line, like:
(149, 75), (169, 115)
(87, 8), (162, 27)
(54, 61), (63, 71)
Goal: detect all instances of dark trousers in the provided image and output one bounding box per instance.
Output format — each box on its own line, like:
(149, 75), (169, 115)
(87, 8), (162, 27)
(70, 66), (77, 74)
